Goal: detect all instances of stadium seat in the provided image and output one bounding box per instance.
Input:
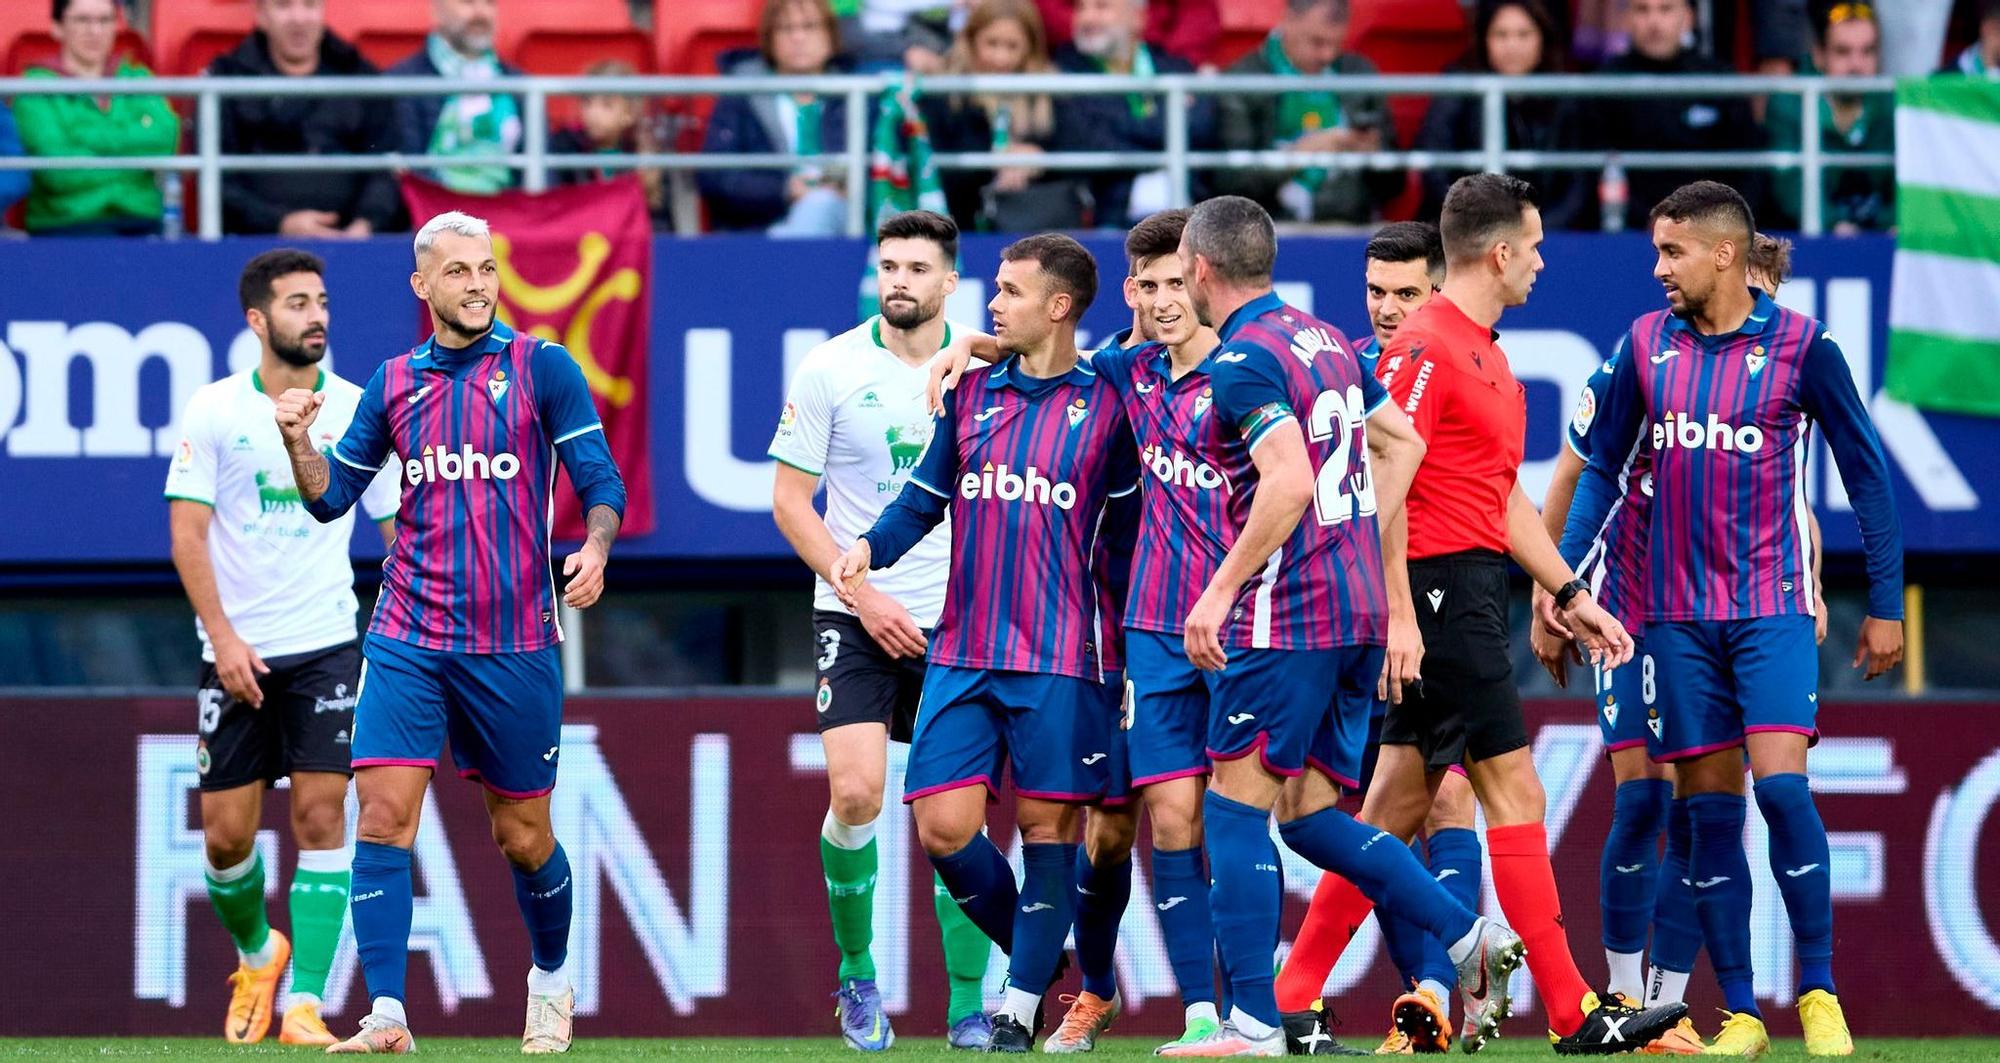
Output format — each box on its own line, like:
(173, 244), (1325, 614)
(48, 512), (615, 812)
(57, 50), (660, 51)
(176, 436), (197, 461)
(657, 0), (761, 76)
(499, 0), (652, 75)
(325, 0), (430, 70)
(148, 0), (253, 75)
(1346, 0), (1469, 146)
(1212, 0), (1283, 70)
(1, 7), (152, 75)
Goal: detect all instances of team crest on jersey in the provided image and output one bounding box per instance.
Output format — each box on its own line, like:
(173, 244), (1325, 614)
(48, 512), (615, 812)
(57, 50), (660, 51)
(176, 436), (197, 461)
(232, 433), (255, 452)
(487, 370), (510, 406)
(1571, 385), (1597, 437)
(1289, 326), (1338, 367)
(1067, 398), (1089, 428)
(1194, 387), (1213, 417)
(860, 390), (883, 408)
(1136, 380), (1157, 394)
(1745, 346), (1768, 378)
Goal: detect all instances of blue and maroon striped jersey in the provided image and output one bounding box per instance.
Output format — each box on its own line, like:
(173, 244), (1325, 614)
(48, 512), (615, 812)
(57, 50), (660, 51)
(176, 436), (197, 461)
(1565, 334), (1654, 636)
(306, 321), (626, 653)
(1090, 331), (1232, 637)
(861, 356), (1139, 681)
(1205, 292), (1388, 650)
(1561, 293), (1902, 622)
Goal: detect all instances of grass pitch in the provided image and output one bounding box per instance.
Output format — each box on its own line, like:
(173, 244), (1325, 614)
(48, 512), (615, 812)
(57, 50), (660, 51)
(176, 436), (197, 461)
(1, 1038), (1996, 1060)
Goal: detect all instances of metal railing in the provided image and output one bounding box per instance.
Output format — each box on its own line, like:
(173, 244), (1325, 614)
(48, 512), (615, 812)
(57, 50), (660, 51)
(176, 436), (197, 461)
(0, 72), (1895, 238)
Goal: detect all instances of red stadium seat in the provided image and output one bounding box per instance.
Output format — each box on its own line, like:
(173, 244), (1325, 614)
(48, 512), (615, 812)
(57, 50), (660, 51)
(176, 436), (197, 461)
(499, 0), (651, 75)
(1212, 0), (1284, 70)
(1346, 0), (1469, 146)
(325, 0), (430, 70)
(1, 5), (153, 75)
(657, 0), (761, 76)
(148, 0), (254, 75)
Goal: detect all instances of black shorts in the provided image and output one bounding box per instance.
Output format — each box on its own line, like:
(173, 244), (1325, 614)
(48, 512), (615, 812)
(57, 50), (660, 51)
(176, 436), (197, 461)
(195, 641), (361, 792)
(812, 610), (928, 744)
(1378, 550), (1529, 772)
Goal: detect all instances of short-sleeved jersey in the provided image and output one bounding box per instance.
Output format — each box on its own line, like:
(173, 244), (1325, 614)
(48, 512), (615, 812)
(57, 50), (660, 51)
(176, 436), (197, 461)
(1205, 292), (1388, 650)
(1563, 293), (1903, 622)
(1090, 331), (1230, 636)
(312, 321), (622, 654)
(1351, 333), (1381, 378)
(1381, 296), (1527, 559)
(768, 316), (965, 626)
(1565, 334), (1653, 635)
(164, 369), (399, 662)
(900, 357), (1139, 680)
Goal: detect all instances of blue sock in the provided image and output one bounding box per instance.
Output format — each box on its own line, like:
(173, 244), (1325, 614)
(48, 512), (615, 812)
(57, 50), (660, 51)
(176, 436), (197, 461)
(1204, 791), (1283, 1028)
(1074, 846), (1131, 999)
(1422, 827), (1483, 991)
(1688, 793), (1760, 1018)
(1601, 779), (1672, 954)
(1277, 808), (1477, 944)
(1378, 841), (1432, 990)
(1754, 773), (1836, 996)
(1649, 797), (1703, 978)
(351, 841), (414, 1005)
(1151, 846), (1217, 1009)
(1009, 842), (1078, 996)
(511, 842), (573, 973)
(931, 834), (1019, 953)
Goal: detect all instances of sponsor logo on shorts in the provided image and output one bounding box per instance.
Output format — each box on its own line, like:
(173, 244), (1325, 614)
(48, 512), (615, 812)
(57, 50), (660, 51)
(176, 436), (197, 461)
(543, 745), (559, 762)
(1226, 712), (1255, 725)
(1156, 896), (1188, 911)
(1080, 752), (1107, 765)
(314, 683), (358, 714)
(1427, 588), (1445, 612)
(1021, 902), (1054, 913)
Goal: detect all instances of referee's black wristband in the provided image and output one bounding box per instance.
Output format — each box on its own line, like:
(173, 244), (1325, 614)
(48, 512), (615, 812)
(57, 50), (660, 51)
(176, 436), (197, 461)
(1553, 579), (1589, 611)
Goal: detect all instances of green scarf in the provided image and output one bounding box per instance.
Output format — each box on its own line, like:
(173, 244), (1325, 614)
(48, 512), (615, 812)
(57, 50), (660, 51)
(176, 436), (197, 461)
(424, 33), (522, 194)
(1091, 42), (1158, 122)
(861, 76), (949, 318)
(1264, 31), (1343, 193)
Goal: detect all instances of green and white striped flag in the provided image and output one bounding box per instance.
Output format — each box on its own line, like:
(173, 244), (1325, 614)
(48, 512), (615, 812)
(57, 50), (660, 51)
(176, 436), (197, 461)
(1887, 77), (2000, 417)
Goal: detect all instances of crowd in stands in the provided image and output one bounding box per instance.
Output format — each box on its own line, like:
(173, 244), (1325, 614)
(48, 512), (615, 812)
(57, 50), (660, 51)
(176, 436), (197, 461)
(0, 0), (1988, 237)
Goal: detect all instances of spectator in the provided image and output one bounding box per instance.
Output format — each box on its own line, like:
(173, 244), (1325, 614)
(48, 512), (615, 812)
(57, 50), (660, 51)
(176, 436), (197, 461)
(1875, 0), (1950, 77)
(11, 0), (180, 236)
(1052, 0), (1213, 228)
(1767, 2), (1891, 232)
(0, 103), (29, 220)
(835, 0), (956, 72)
(388, 0), (523, 194)
(1213, 0), (1400, 226)
(1038, 0), (1222, 68)
(1948, 0), (2000, 77)
(1592, 0), (1764, 229)
(209, 0), (402, 237)
(550, 61), (668, 219)
(698, 0), (854, 234)
(1415, 1), (1592, 229)
(920, 0), (1090, 231)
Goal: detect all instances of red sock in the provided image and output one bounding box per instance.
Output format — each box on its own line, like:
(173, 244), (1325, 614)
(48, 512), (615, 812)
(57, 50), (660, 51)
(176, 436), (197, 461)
(1486, 822), (1590, 1037)
(1274, 871), (1375, 1012)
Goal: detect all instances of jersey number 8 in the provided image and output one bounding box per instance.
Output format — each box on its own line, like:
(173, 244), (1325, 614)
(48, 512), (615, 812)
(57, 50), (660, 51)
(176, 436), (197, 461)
(1306, 385), (1378, 527)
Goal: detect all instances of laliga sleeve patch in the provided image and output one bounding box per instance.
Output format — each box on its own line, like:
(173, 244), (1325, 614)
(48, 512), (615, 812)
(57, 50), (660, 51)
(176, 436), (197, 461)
(1571, 385), (1597, 438)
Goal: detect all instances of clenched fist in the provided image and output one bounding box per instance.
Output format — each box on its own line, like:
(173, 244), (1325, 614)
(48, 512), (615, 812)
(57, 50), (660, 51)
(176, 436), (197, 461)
(274, 388), (326, 449)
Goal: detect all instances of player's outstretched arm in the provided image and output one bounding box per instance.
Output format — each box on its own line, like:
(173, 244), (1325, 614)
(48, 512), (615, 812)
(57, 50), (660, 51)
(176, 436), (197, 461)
(1531, 444), (1591, 686)
(1185, 420), (1314, 671)
(927, 331), (999, 414)
(1509, 482), (1632, 668)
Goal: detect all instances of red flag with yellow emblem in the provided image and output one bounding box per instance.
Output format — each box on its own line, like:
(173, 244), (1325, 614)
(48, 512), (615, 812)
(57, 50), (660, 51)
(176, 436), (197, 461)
(401, 175), (655, 537)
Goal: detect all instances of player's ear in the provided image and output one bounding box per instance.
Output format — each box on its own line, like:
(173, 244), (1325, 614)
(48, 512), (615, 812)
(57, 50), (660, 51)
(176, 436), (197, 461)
(245, 305), (268, 341)
(1050, 290), (1072, 323)
(942, 269), (959, 297)
(409, 271), (427, 301)
(1123, 275), (1139, 311)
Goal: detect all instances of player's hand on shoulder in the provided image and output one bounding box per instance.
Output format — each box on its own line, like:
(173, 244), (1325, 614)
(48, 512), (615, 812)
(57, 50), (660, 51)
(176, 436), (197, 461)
(830, 540), (873, 606)
(273, 388), (325, 445)
(928, 337), (978, 415)
(562, 542), (609, 609)
(1852, 615), (1903, 681)
(853, 584), (928, 659)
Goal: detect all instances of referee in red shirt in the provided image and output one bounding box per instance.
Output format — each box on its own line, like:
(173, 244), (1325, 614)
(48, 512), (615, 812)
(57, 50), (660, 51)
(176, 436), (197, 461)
(1283, 175), (1686, 1055)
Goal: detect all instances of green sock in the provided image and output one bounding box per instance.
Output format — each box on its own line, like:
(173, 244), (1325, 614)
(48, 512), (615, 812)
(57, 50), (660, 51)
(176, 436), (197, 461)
(205, 853), (271, 958)
(935, 871), (991, 1022)
(289, 855), (351, 1000)
(821, 836), (878, 982)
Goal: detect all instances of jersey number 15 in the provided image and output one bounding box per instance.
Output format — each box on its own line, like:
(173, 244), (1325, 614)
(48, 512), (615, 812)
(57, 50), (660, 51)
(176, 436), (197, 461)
(1306, 385), (1378, 527)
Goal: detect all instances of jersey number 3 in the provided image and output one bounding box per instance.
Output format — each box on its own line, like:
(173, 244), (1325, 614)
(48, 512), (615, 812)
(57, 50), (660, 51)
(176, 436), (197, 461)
(1306, 385), (1378, 527)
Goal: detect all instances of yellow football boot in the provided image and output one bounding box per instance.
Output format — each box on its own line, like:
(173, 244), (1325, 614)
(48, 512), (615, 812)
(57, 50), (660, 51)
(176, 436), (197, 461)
(1798, 990), (1854, 1056)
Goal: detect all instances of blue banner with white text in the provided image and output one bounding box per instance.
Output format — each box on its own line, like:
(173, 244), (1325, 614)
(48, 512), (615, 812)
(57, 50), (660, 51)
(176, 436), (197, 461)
(0, 234), (1989, 564)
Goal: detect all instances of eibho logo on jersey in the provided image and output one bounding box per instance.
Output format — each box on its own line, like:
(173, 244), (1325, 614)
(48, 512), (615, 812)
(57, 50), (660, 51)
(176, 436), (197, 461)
(1651, 412), (1766, 453)
(405, 444), (523, 484)
(958, 462), (1078, 509)
(1140, 444), (1226, 491)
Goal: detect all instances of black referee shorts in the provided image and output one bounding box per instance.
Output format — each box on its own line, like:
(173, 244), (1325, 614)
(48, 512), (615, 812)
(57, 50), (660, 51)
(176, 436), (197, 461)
(1378, 549), (1530, 772)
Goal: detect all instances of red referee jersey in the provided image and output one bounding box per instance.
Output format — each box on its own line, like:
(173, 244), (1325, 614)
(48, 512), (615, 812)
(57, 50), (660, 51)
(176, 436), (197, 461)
(1377, 295), (1526, 560)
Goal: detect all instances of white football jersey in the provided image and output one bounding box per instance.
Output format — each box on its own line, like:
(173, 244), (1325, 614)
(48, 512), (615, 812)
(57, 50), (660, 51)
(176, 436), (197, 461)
(768, 317), (961, 627)
(164, 369), (400, 662)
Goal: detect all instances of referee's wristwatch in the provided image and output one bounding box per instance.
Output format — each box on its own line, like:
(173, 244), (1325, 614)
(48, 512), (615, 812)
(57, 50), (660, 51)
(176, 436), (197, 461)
(1553, 579), (1590, 611)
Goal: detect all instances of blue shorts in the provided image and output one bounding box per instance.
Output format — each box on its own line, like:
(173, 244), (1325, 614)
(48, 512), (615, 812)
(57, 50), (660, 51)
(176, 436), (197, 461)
(1210, 646), (1384, 787)
(903, 664), (1119, 804)
(1594, 633), (1652, 755)
(1642, 617), (1819, 761)
(352, 635), (564, 798)
(1124, 630), (1216, 789)
(1101, 671), (1133, 807)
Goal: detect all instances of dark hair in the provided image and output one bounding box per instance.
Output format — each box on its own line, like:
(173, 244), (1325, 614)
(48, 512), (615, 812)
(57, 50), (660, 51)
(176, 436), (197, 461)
(239, 249), (326, 312)
(1439, 173), (1538, 263)
(1001, 233), (1098, 320)
(1648, 180), (1755, 245)
(1981, 0), (2000, 25)
(1286, 0), (1348, 19)
(1184, 196), (1276, 285)
(1472, 0), (1560, 73)
(877, 209), (959, 265)
(1124, 209), (1190, 273)
(757, 0), (839, 69)
(1750, 232), (1794, 286)
(1812, 1), (1879, 46)
(1365, 221), (1445, 285)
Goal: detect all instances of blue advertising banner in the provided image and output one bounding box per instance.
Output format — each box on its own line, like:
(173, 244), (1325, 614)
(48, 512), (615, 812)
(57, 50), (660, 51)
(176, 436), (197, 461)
(0, 233), (1987, 564)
